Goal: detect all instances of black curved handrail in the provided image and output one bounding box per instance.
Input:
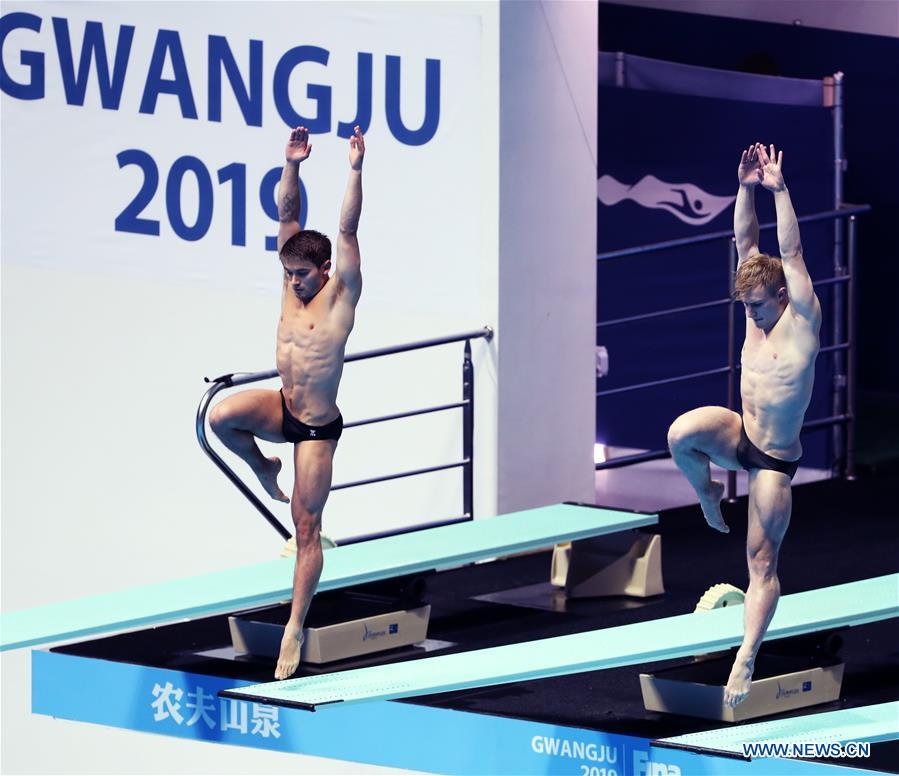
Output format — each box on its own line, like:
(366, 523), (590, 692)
(197, 327), (493, 541)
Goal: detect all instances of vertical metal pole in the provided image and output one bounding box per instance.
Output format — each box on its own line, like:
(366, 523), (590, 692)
(462, 339), (475, 519)
(845, 215), (858, 480)
(726, 238), (738, 502)
(831, 72), (846, 475)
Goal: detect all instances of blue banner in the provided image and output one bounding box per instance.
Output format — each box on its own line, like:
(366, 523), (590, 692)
(32, 649), (879, 775)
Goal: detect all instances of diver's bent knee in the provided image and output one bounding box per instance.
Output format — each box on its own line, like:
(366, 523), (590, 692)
(667, 416), (697, 452)
(208, 403), (234, 434)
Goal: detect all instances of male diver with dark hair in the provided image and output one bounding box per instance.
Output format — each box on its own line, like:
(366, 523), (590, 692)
(210, 125), (365, 679)
(667, 143), (821, 706)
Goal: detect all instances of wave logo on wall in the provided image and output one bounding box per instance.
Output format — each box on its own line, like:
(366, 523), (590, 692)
(598, 174), (735, 226)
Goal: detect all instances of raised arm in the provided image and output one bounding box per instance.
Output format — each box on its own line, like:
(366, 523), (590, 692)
(276, 126), (311, 254)
(334, 125), (365, 303)
(757, 143), (819, 321)
(734, 144), (761, 263)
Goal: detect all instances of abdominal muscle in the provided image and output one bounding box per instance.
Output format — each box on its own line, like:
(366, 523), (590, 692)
(740, 334), (816, 461)
(275, 320), (348, 426)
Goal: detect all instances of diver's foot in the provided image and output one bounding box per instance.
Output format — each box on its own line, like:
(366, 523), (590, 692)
(699, 480), (729, 533)
(255, 456), (290, 503)
(724, 654), (754, 708)
(274, 624), (304, 680)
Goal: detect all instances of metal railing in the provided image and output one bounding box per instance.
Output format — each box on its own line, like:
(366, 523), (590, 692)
(197, 327), (493, 543)
(595, 205), (869, 500)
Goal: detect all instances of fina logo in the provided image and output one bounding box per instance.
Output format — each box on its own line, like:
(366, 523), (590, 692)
(776, 681), (800, 700)
(633, 750), (681, 776)
(597, 174), (735, 226)
(363, 623), (386, 641)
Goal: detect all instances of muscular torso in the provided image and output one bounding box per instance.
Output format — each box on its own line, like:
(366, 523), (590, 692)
(276, 278), (356, 425)
(740, 308), (820, 460)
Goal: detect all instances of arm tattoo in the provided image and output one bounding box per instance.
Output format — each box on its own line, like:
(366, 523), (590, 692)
(279, 191), (297, 222)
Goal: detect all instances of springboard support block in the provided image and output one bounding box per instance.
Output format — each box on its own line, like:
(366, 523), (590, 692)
(551, 530), (664, 598)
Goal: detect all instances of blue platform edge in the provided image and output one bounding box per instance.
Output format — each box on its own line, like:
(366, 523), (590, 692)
(3, 503), (656, 651)
(32, 650), (883, 776)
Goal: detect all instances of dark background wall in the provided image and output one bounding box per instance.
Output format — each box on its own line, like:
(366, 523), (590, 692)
(598, 1), (899, 468)
(595, 87), (835, 465)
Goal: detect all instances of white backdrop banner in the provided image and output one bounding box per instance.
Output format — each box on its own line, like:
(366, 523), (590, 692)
(1, 1), (492, 606)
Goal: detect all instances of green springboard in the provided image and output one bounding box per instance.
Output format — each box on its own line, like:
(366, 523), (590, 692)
(1, 503), (655, 651)
(220, 573), (899, 711)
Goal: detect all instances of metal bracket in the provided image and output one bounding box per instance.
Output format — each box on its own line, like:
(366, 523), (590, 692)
(596, 346), (610, 379)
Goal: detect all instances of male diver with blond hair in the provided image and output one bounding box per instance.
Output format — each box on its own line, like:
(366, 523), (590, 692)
(667, 143), (821, 707)
(210, 125), (365, 680)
